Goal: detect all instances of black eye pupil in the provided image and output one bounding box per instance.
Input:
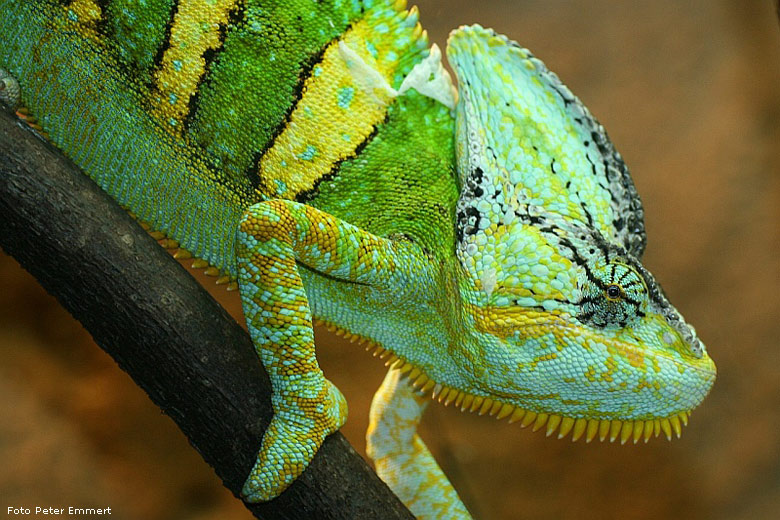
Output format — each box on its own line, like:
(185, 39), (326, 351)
(607, 285), (621, 298)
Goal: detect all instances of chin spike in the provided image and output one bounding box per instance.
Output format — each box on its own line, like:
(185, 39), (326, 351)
(598, 419), (611, 442)
(609, 420), (622, 443)
(660, 418), (673, 440)
(585, 419), (599, 443)
(453, 391), (465, 408)
(412, 374), (428, 389)
(496, 403), (514, 420)
(632, 421), (644, 444)
(508, 408), (526, 424)
(520, 411), (537, 428)
(670, 415), (683, 438)
(619, 421), (634, 445)
(571, 418), (587, 442)
(558, 417), (576, 440)
(384, 354), (399, 366)
(643, 420), (654, 443)
(532, 413), (549, 432)
(443, 390), (459, 406)
(545, 414), (562, 437)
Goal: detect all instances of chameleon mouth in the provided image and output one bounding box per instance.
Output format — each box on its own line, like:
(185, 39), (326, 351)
(320, 319), (694, 445)
(390, 350), (691, 445)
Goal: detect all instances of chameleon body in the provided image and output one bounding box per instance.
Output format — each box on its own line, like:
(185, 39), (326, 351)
(0, 1), (715, 517)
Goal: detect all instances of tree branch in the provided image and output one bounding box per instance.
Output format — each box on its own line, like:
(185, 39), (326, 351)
(0, 108), (413, 520)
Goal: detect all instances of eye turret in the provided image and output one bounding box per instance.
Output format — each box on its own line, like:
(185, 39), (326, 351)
(577, 261), (647, 328)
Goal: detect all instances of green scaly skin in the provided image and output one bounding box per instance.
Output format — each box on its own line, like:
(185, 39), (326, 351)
(0, 1), (715, 518)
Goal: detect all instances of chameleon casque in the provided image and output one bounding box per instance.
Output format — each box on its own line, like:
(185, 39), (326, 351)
(0, 0), (716, 518)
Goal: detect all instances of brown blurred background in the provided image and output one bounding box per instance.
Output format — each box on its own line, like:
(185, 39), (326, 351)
(2, 1), (779, 519)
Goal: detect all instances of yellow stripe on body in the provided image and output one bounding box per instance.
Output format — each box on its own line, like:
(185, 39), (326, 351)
(257, 19), (404, 199)
(150, 0), (238, 134)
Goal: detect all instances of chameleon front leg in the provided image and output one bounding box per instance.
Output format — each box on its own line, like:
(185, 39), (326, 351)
(236, 199), (429, 502)
(367, 368), (473, 519)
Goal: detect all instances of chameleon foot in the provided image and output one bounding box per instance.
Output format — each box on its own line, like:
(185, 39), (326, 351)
(367, 368), (472, 519)
(242, 378), (348, 502)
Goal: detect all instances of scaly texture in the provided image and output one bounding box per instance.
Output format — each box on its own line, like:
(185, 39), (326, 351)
(0, 2), (715, 518)
(368, 368), (473, 519)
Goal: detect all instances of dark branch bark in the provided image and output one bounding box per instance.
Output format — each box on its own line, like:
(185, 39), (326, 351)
(0, 108), (413, 520)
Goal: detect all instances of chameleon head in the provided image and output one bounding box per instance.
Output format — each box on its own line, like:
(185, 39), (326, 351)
(440, 25), (715, 440)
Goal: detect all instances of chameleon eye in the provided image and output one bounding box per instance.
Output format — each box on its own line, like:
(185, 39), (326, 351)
(576, 261), (648, 328)
(605, 284), (622, 300)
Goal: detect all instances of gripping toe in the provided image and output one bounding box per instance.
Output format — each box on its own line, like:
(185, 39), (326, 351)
(242, 379), (347, 502)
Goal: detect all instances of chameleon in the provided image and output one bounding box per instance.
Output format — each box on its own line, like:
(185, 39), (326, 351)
(0, 0), (716, 518)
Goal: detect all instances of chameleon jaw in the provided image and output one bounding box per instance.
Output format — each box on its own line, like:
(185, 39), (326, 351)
(393, 352), (693, 445)
(320, 319), (693, 445)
